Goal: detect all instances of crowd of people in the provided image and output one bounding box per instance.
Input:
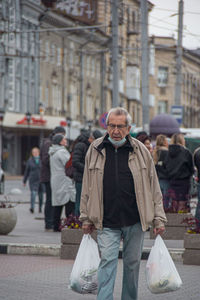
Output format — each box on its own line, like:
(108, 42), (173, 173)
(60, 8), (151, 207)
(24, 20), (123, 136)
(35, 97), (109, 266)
(135, 131), (195, 214)
(23, 125), (102, 232)
(22, 106), (200, 300)
(23, 114), (200, 232)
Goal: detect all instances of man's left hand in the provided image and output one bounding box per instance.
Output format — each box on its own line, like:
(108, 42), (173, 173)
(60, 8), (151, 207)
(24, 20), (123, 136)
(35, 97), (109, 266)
(153, 226), (165, 236)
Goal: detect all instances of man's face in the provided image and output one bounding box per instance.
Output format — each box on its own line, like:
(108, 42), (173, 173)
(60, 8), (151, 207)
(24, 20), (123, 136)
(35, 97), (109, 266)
(107, 113), (131, 141)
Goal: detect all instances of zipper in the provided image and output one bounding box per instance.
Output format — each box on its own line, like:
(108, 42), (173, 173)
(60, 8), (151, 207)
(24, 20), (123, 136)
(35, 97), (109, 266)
(115, 148), (118, 190)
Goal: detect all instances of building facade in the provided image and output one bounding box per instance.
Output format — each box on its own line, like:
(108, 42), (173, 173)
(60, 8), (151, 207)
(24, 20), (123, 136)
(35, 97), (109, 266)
(39, 0), (108, 127)
(0, 0), (152, 174)
(0, 0), (42, 174)
(150, 36), (200, 127)
(3, 1), (200, 175)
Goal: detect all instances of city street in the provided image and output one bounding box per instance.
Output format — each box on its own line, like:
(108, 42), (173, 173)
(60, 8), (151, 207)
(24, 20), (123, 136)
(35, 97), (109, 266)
(0, 178), (200, 299)
(0, 255), (200, 300)
(1, 0), (200, 298)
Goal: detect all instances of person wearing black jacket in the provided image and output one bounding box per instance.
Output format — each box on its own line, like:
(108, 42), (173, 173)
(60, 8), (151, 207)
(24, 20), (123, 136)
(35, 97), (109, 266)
(193, 147), (200, 228)
(153, 134), (170, 211)
(40, 126), (66, 231)
(23, 147), (44, 213)
(165, 133), (194, 213)
(72, 129), (102, 216)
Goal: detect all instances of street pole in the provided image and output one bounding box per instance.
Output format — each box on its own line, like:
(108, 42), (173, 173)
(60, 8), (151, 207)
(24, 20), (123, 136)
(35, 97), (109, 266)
(112, 0), (119, 107)
(174, 0), (184, 106)
(0, 110), (4, 165)
(141, 0), (149, 133)
(100, 52), (106, 114)
(80, 50), (84, 120)
(87, 120), (93, 135)
(26, 112), (32, 156)
(66, 117), (71, 146)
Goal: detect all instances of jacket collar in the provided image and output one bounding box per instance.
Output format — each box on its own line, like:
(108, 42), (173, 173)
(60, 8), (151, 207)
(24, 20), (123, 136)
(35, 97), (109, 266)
(96, 133), (134, 153)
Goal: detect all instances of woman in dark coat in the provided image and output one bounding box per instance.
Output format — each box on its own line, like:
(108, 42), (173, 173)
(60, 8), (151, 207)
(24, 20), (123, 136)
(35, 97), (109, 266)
(72, 129), (102, 216)
(153, 134), (170, 211)
(165, 133), (194, 213)
(23, 147), (44, 213)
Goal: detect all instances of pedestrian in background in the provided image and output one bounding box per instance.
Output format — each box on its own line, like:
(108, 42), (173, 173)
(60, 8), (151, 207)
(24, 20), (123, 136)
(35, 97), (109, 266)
(23, 147), (44, 213)
(80, 107), (166, 300)
(166, 133), (194, 213)
(49, 134), (75, 232)
(193, 146), (200, 229)
(136, 133), (153, 155)
(72, 129), (102, 216)
(40, 126), (66, 231)
(153, 134), (170, 211)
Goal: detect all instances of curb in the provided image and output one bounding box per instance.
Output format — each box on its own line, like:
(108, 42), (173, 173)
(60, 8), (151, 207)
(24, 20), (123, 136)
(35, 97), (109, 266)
(0, 243), (184, 262)
(0, 243), (60, 256)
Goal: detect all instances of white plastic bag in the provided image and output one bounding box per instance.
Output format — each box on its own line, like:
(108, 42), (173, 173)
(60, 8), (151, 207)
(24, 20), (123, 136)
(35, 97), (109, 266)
(69, 234), (100, 294)
(146, 234), (182, 294)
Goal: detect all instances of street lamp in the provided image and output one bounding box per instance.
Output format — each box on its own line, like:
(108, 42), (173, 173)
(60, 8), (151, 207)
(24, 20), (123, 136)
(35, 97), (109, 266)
(66, 116), (72, 145)
(26, 112), (32, 155)
(39, 103), (45, 143)
(0, 109), (5, 165)
(87, 119), (93, 134)
(26, 112), (32, 124)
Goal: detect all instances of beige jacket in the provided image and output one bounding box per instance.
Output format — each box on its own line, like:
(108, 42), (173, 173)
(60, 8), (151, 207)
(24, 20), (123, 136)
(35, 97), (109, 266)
(80, 135), (167, 231)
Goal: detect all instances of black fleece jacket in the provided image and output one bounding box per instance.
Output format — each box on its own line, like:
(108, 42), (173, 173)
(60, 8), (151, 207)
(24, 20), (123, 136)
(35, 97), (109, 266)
(102, 136), (140, 228)
(72, 133), (90, 183)
(194, 147), (200, 182)
(166, 144), (194, 180)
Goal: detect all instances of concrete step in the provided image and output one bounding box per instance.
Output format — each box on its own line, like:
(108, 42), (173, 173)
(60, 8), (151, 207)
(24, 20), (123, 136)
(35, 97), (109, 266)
(0, 242), (184, 262)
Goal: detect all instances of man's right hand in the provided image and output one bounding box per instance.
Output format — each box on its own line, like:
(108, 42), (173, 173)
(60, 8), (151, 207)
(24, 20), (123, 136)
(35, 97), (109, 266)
(82, 223), (95, 234)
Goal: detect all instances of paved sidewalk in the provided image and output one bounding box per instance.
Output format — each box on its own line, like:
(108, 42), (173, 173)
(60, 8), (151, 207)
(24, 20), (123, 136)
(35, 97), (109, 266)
(0, 177), (200, 299)
(0, 202), (184, 258)
(0, 177), (184, 259)
(0, 254), (200, 300)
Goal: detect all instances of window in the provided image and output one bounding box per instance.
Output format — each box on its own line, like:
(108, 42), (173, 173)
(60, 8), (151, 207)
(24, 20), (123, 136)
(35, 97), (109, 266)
(39, 85), (43, 104)
(91, 58), (95, 77)
(96, 61), (100, 79)
(158, 100), (168, 114)
(30, 32), (35, 56)
(149, 44), (155, 76)
(57, 47), (61, 66)
(14, 77), (19, 111)
(86, 56), (90, 76)
(126, 66), (140, 100)
(69, 42), (74, 68)
(45, 41), (49, 62)
(39, 40), (43, 60)
(23, 32), (28, 53)
(50, 44), (55, 63)
(64, 48), (68, 70)
(157, 66), (168, 87)
(132, 10), (139, 33)
(45, 83), (49, 107)
(127, 8), (139, 34)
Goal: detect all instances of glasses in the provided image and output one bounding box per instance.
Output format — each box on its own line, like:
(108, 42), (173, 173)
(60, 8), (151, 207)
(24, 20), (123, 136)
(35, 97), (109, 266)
(107, 123), (127, 130)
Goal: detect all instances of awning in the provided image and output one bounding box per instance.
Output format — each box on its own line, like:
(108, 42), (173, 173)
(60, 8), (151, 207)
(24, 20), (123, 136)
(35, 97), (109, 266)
(2, 112), (68, 130)
(2, 112), (81, 140)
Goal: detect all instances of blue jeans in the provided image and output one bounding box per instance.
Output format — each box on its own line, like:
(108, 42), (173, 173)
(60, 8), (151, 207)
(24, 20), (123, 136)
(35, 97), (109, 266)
(195, 183), (200, 228)
(97, 223), (145, 300)
(75, 182), (82, 216)
(30, 189), (43, 211)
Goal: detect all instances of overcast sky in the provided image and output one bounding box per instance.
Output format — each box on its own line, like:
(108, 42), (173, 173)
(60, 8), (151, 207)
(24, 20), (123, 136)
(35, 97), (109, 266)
(149, 0), (200, 50)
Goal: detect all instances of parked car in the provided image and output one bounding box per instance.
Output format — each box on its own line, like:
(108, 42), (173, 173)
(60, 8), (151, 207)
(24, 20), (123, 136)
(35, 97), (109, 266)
(0, 166), (5, 194)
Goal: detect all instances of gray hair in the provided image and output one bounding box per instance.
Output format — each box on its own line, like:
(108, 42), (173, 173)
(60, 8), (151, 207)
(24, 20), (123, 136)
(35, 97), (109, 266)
(106, 107), (132, 126)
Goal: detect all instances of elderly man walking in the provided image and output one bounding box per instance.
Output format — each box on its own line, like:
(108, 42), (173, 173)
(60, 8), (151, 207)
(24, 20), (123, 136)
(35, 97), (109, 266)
(80, 107), (167, 300)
